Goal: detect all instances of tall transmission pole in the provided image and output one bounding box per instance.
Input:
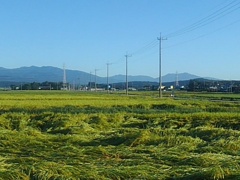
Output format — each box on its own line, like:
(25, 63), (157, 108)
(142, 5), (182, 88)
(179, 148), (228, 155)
(157, 33), (167, 98)
(63, 64), (67, 90)
(175, 71), (179, 87)
(107, 62), (112, 94)
(125, 53), (131, 96)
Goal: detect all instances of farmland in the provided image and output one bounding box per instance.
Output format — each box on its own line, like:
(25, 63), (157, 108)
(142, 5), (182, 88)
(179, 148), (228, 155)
(0, 91), (240, 179)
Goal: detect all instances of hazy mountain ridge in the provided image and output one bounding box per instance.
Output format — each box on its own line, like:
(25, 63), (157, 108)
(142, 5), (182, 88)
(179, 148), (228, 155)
(0, 66), (212, 86)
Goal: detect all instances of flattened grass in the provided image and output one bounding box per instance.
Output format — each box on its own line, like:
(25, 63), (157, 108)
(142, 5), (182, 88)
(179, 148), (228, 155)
(0, 91), (240, 179)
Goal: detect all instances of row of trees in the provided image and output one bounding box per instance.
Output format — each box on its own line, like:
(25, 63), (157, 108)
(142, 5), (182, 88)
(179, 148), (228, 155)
(10, 81), (171, 91)
(188, 79), (240, 93)
(10, 82), (65, 90)
(9, 79), (240, 93)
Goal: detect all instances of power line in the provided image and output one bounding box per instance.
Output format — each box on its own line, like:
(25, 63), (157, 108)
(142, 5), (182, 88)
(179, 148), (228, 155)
(164, 17), (240, 50)
(165, 0), (240, 38)
(113, 1), (240, 72)
(131, 39), (158, 56)
(83, 1), (240, 84)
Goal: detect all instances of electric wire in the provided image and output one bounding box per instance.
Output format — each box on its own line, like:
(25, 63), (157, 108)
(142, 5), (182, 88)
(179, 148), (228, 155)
(94, 0), (240, 77)
(125, 0), (240, 59)
(165, 0), (240, 38)
(130, 39), (158, 56)
(164, 17), (240, 49)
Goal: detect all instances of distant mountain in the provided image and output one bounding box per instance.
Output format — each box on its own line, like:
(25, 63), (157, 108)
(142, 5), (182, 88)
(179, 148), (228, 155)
(162, 72), (200, 82)
(0, 66), (94, 84)
(110, 75), (156, 83)
(0, 66), (212, 87)
(111, 72), (201, 83)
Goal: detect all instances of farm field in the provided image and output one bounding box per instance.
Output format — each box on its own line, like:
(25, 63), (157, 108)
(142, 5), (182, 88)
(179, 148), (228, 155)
(0, 91), (240, 179)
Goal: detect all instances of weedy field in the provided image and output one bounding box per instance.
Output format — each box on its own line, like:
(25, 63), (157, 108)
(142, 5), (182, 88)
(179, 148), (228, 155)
(0, 91), (240, 180)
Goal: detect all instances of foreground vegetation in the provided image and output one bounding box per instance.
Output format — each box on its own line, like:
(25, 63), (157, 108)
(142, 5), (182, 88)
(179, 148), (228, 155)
(0, 91), (240, 179)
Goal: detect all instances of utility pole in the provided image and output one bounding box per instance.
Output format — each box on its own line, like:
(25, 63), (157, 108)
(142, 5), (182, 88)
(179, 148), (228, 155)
(125, 53), (131, 96)
(89, 71), (92, 91)
(78, 77), (81, 90)
(107, 62), (112, 94)
(95, 69), (99, 92)
(157, 33), (167, 98)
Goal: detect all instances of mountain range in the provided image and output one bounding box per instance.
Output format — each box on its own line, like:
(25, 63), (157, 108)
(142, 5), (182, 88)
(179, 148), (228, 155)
(0, 66), (209, 86)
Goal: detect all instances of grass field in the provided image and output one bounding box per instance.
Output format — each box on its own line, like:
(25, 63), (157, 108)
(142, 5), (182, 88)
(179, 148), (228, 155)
(0, 90), (240, 179)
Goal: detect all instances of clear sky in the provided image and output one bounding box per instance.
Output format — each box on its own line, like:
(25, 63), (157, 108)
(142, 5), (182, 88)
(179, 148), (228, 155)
(0, 0), (240, 80)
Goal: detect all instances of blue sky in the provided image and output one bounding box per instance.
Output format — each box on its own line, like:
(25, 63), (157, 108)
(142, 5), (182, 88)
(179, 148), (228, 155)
(0, 0), (240, 79)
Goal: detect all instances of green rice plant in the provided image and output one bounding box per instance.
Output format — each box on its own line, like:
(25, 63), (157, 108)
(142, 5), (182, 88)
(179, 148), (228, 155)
(188, 125), (240, 143)
(0, 91), (240, 179)
(88, 113), (111, 130)
(169, 153), (240, 179)
(0, 113), (29, 131)
(212, 136), (240, 155)
(122, 116), (148, 129)
(151, 102), (177, 110)
(0, 116), (11, 130)
(29, 112), (69, 133)
(106, 113), (125, 128)
(0, 156), (13, 179)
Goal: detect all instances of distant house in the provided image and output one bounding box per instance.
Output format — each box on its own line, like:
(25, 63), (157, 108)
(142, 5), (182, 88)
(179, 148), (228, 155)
(39, 86), (51, 90)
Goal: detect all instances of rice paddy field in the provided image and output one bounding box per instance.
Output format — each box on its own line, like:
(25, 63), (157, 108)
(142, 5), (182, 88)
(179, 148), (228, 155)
(0, 90), (240, 180)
